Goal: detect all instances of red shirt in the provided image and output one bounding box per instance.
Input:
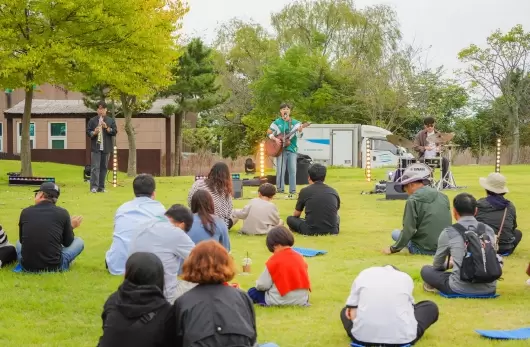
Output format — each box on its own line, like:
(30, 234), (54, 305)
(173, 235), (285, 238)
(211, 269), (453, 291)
(266, 247), (311, 296)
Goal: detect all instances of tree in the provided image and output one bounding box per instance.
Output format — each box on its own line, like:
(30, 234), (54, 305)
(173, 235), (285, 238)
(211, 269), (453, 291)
(0, 1), (139, 176)
(162, 38), (226, 175)
(458, 24), (530, 163)
(77, 1), (187, 176)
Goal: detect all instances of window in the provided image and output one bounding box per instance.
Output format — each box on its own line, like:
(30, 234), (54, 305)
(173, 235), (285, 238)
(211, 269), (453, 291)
(48, 122), (67, 149)
(17, 122), (36, 153)
(0, 122), (3, 152)
(372, 139), (398, 155)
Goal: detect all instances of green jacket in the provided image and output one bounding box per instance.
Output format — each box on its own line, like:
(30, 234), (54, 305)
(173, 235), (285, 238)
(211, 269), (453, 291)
(269, 117), (301, 153)
(391, 186), (452, 253)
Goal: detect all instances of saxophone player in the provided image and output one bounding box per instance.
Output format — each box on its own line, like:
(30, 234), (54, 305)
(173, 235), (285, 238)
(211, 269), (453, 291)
(87, 102), (118, 193)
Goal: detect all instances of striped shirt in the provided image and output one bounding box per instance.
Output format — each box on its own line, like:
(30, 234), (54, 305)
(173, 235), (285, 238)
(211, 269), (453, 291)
(187, 180), (233, 227)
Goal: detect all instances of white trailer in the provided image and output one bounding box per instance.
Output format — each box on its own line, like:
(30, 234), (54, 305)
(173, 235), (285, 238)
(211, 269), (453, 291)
(297, 124), (413, 168)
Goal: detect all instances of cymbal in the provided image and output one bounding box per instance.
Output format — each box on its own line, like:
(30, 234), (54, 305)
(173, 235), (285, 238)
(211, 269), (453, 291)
(386, 134), (415, 149)
(427, 132), (455, 144)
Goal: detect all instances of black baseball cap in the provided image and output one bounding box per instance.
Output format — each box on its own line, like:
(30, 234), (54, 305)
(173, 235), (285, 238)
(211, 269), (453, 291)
(34, 182), (60, 198)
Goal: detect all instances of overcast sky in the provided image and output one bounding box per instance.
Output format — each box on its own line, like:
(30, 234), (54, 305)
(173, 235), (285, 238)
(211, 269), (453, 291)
(182, 0), (530, 75)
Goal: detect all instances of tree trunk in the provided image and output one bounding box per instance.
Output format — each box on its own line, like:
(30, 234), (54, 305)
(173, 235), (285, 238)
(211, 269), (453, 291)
(20, 88), (34, 176)
(174, 111), (184, 176)
(510, 106), (520, 164)
(121, 94), (137, 177)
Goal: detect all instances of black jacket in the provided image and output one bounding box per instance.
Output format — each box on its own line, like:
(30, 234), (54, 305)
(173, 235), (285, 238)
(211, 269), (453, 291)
(173, 284), (257, 347)
(87, 115), (118, 154)
(476, 197), (517, 245)
(98, 280), (174, 347)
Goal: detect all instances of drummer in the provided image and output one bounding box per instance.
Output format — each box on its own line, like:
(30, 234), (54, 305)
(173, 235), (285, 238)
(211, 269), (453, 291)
(413, 117), (449, 187)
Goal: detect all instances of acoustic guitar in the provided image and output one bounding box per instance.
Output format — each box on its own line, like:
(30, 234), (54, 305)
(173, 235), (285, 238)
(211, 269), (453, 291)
(264, 122), (311, 157)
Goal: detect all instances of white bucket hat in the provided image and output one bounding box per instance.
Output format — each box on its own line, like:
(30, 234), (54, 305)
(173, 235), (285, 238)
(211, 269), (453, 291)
(394, 163), (432, 193)
(479, 173), (508, 194)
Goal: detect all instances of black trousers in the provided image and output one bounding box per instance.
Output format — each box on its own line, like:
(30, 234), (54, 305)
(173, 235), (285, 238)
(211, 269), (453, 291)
(498, 229), (523, 255)
(420, 266), (455, 294)
(286, 216), (340, 236)
(0, 245), (17, 266)
(90, 151), (110, 191)
(340, 301), (439, 346)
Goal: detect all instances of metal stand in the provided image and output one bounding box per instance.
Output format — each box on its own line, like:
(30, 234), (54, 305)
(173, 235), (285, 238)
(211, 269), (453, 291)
(435, 146), (465, 191)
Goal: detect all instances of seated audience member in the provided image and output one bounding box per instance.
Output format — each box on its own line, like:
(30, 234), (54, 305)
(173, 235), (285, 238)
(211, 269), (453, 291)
(174, 240), (278, 347)
(286, 163), (340, 236)
(17, 182), (84, 272)
(476, 173), (522, 255)
(106, 174), (166, 275)
(129, 204), (195, 303)
(340, 265), (439, 346)
(421, 193), (498, 295)
(0, 225), (17, 267)
(248, 226), (310, 306)
(232, 183), (282, 235)
(98, 252), (174, 347)
(188, 162), (235, 229)
(383, 164), (451, 255)
(188, 189), (230, 251)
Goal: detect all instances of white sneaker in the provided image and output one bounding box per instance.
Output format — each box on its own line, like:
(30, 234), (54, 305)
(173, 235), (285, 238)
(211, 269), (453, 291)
(526, 279), (530, 286)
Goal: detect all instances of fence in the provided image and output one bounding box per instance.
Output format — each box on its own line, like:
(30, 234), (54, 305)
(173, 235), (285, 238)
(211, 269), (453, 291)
(452, 146), (530, 165)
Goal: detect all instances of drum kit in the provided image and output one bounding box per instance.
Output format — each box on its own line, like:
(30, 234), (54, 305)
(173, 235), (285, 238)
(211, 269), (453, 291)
(386, 132), (463, 191)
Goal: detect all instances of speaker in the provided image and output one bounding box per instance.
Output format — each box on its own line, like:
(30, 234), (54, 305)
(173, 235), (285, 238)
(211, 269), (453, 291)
(232, 179), (243, 199)
(385, 182), (408, 200)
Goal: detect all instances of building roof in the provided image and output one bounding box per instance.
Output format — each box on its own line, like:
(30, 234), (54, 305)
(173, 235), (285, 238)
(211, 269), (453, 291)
(4, 98), (176, 118)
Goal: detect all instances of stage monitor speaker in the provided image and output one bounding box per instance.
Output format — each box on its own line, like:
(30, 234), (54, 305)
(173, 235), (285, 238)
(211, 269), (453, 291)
(232, 179), (243, 199)
(385, 182), (408, 200)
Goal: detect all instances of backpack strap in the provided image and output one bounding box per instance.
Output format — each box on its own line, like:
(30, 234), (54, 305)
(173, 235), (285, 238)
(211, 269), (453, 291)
(452, 223), (469, 241)
(495, 208), (508, 249)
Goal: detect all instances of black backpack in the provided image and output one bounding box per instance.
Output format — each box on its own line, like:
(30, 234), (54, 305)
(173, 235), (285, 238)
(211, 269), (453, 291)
(453, 222), (502, 283)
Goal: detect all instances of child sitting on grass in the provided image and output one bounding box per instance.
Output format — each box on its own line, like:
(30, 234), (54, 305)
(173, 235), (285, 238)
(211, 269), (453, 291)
(247, 226), (310, 306)
(0, 225), (17, 268)
(232, 183), (282, 235)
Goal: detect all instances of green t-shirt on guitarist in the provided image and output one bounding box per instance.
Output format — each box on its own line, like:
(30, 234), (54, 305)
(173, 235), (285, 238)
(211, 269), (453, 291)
(269, 118), (301, 153)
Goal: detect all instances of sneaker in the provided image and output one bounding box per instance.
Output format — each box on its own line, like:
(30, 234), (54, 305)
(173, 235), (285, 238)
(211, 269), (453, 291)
(98, 189), (107, 193)
(90, 188), (97, 193)
(423, 283), (437, 293)
(286, 193), (297, 199)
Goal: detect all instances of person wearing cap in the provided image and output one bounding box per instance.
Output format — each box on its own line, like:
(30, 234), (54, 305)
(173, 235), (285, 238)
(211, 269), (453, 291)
(476, 173), (522, 255)
(382, 164), (452, 255)
(0, 224), (17, 268)
(16, 182), (85, 272)
(87, 101), (118, 193)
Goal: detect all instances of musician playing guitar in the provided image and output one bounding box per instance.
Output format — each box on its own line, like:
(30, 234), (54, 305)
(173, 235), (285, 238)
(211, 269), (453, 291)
(413, 116), (449, 187)
(267, 103), (304, 198)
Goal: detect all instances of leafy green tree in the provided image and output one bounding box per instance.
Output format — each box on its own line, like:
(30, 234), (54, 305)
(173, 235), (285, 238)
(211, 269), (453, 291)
(458, 24), (530, 163)
(0, 0), (133, 176)
(162, 38), (227, 175)
(76, 1), (187, 176)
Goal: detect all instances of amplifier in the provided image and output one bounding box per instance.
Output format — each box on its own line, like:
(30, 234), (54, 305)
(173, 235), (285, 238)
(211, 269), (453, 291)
(232, 179), (243, 199)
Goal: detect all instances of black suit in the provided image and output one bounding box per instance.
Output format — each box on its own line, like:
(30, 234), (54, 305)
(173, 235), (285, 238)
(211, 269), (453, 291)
(87, 116), (118, 191)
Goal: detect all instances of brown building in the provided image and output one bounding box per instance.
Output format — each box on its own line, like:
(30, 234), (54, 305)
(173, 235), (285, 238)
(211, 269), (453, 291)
(0, 84), (196, 176)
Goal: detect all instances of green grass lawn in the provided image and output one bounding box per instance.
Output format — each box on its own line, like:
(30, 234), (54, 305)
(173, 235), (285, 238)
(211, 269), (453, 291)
(0, 160), (528, 347)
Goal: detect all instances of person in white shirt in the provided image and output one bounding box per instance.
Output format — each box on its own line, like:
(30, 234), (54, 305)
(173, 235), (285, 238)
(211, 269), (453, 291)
(340, 265), (439, 346)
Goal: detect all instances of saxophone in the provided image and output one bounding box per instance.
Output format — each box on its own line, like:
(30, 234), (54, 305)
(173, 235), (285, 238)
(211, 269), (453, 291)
(97, 117), (103, 144)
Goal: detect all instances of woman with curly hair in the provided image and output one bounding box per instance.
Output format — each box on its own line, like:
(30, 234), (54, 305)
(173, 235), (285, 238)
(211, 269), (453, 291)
(171, 241), (278, 347)
(187, 162), (235, 229)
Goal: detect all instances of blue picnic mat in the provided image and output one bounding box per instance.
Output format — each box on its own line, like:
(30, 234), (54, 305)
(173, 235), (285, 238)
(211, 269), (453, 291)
(476, 327), (530, 340)
(439, 291), (499, 299)
(292, 247), (327, 257)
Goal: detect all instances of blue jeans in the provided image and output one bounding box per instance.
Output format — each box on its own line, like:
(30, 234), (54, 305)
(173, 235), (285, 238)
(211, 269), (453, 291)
(391, 230), (435, 255)
(16, 237), (85, 271)
(276, 150), (297, 193)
